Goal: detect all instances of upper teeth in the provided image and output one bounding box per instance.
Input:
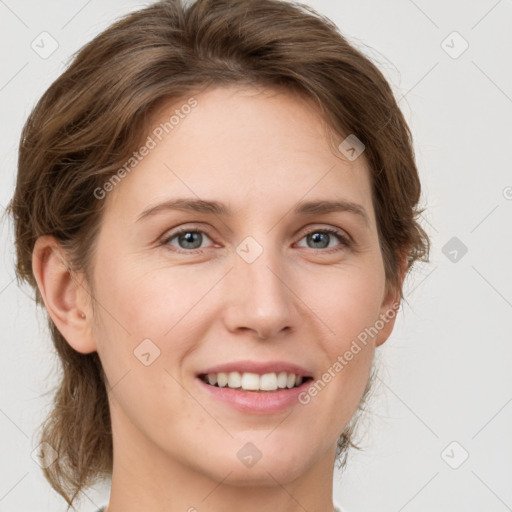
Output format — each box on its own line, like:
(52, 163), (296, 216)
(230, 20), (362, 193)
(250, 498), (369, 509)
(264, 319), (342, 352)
(203, 372), (304, 391)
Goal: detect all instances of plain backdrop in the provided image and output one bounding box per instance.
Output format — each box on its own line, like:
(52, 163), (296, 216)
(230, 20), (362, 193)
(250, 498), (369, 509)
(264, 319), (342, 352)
(1, 1), (511, 511)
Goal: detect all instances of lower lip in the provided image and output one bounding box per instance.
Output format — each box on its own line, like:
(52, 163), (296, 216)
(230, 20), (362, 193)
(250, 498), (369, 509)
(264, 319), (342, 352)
(196, 377), (313, 414)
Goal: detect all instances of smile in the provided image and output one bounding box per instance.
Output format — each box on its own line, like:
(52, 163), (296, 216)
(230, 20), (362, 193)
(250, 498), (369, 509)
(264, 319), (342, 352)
(199, 371), (310, 391)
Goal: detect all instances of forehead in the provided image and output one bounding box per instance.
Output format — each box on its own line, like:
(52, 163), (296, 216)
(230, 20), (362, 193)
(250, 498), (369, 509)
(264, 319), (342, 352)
(106, 85), (375, 227)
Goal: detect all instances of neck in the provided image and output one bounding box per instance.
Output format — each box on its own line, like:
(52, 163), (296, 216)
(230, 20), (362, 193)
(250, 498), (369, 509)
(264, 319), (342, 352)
(105, 405), (338, 512)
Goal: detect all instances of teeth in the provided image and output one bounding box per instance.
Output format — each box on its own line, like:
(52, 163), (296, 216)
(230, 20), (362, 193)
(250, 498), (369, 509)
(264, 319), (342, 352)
(217, 372), (228, 387)
(202, 371), (307, 391)
(228, 372), (241, 388)
(277, 371), (288, 388)
(242, 372), (261, 390)
(286, 373), (296, 388)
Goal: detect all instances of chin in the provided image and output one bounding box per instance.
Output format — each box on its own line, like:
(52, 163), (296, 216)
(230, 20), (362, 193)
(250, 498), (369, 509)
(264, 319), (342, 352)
(197, 441), (315, 486)
(218, 459), (309, 487)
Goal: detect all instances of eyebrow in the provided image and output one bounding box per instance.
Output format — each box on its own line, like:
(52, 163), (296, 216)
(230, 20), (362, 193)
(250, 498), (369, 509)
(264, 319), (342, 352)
(136, 197), (370, 227)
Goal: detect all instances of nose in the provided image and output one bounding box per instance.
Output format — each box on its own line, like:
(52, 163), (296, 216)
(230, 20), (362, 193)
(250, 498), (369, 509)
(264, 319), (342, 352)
(221, 245), (301, 341)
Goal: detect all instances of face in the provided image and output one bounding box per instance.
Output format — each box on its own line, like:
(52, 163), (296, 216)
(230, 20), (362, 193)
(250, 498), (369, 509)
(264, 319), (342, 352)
(87, 85), (398, 488)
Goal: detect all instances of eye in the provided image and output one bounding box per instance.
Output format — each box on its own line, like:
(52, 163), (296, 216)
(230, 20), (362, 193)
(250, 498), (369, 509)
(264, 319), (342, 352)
(296, 227), (350, 252)
(162, 228), (214, 253)
(161, 225), (351, 255)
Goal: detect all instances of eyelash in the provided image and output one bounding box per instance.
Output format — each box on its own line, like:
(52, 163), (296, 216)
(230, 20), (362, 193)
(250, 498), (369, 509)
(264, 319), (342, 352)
(160, 226), (351, 255)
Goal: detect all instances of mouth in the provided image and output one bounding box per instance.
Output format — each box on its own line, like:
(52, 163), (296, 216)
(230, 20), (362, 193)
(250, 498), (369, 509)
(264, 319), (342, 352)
(197, 371), (314, 392)
(195, 362), (315, 413)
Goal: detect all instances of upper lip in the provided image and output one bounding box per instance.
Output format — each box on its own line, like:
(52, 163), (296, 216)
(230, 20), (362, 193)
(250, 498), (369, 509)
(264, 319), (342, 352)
(197, 360), (313, 378)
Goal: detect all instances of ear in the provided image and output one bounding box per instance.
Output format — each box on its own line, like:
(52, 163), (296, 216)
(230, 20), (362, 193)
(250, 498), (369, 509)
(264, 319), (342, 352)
(32, 235), (97, 354)
(374, 251), (407, 348)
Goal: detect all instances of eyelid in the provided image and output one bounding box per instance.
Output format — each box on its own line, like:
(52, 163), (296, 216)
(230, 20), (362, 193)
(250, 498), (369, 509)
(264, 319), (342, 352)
(296, 223), (352, 242)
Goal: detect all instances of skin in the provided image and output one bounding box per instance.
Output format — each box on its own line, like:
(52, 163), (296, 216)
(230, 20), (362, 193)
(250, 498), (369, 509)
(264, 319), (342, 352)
(33, 85), (404, 512)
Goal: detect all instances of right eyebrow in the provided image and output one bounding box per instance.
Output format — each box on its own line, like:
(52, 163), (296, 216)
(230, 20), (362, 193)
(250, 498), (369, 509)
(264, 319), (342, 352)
(136, 198), (230, 222)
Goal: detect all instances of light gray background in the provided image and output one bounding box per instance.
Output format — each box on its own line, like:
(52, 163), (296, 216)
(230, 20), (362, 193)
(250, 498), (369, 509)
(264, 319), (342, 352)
(1, 1), (511, 511)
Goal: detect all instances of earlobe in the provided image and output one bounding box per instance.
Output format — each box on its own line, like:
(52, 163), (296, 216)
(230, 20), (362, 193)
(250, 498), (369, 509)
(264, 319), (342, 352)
(374, 288), (401, 348)
(32, 235), (97, 354)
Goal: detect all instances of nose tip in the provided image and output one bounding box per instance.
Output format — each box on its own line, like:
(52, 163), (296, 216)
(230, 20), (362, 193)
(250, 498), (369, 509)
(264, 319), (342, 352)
(222, 255), (299, 341)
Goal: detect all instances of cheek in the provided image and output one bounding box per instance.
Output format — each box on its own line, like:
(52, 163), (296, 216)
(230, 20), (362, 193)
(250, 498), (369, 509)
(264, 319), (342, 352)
(95, 253), (195, 334)
(307, 257), (385, 344)
(301, 259), (384, 406)
(91, 257), (215, 396)
(90, 261), (192, 439)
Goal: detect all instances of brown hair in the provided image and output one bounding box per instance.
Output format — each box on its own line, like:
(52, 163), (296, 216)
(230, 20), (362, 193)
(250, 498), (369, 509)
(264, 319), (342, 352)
(6, 0), (430, 507)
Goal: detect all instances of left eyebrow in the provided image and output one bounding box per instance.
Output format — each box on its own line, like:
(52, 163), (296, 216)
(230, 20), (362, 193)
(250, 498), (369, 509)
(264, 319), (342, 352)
(294, 199), (370, 228)
(136, 197), (370, 228)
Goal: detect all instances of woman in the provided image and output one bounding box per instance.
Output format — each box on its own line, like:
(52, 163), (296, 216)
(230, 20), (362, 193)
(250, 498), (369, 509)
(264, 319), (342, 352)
(7, 0), (429, 510)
